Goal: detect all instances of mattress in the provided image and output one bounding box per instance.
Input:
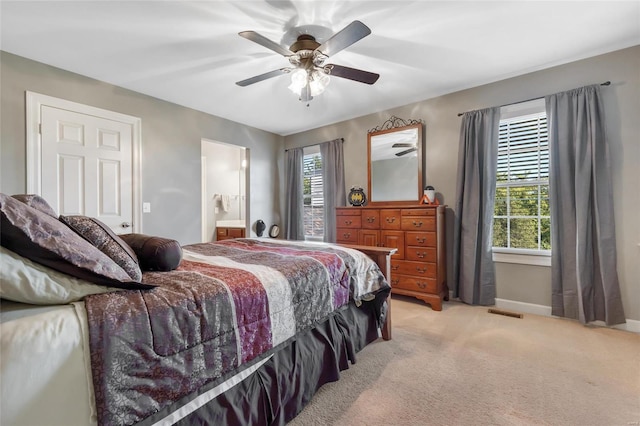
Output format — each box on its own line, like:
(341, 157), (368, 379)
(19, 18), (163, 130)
(1, 300), (96, 425)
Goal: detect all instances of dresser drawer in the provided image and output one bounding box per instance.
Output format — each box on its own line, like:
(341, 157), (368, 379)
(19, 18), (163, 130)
(336, 228), (358, 243)
(401, 216), (435, 231)
(391, 260), (436, 279)
(391, 275), (438, 294)
(405, 246), (437, 262)
(358, 229), (379, 247)
(337, 215), (362, 228)
(380, 209), (401, 229)
(361, 210), (380, 229)
(228, 228), (245, 238)
(337, 209), (361, 216)
(381, 231), (404, 259)
(405, 231), (436, 247)
(402, 208), (435, 217)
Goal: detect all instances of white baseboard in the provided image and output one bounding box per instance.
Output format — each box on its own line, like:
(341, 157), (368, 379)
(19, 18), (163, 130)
(494, 298), (640, 334)
(494, 298), (552, 317)
(588, 319), (640, 333)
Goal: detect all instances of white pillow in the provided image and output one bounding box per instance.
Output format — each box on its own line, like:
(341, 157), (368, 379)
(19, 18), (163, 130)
(0, 246), (114, 304)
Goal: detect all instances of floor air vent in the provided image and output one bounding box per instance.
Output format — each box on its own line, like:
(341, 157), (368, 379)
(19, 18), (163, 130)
(488, 308), (523, 319)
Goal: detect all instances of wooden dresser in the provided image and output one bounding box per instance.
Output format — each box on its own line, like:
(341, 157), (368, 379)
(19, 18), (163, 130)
(216, 227), (245, 241)
(336, 205), (448, 310)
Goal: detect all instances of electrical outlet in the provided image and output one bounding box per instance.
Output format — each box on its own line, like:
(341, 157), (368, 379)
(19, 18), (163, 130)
(143, 202), (151, 213)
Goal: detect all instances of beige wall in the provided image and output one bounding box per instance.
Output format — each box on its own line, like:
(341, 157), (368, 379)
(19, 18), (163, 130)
(2, 47), (637, 321)
(284, 46), (640, 321)
(1, 51), (283, 245)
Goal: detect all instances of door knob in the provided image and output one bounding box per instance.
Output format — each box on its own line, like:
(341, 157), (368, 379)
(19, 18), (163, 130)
(121, 222), (132, 228)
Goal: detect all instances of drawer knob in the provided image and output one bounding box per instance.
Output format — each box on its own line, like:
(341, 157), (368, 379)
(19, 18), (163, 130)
(386, 217), (396, 223)
(343, 232), (351, 238)
(367, 217), (375, 223)
(417, 252), (426, 259)
(416, 267), (427, 273)
(391, 265), (399, 271)
(416, 237), (426, 243)
(391, 279), (399, 286)
(417, 282), (427, 289)
(345, 220), (352, 225)
(412, 221), (423, 227)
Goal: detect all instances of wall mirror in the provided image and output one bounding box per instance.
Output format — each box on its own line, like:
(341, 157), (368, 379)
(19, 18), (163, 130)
(367, 117), (424, 205)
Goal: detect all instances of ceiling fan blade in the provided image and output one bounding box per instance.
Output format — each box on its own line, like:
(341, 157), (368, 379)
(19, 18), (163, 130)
(392, 143), (415, 148)
(236, 68), (290, 86)
(326, 64), (380, 85)
(239, 31), (294, 57)
(396, 147), (417, 157)
(317, 20), (371, 57)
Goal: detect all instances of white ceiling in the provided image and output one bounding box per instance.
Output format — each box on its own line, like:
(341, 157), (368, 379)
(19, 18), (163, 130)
(2, 1), (639, 136)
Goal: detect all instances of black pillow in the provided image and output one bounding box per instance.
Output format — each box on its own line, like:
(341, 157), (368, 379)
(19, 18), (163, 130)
(0, 193), (155, 290)
(119, 233), (182, 272)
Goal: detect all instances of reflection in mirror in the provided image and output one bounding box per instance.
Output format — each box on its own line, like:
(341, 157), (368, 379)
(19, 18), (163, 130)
(368, 121), (423, 205)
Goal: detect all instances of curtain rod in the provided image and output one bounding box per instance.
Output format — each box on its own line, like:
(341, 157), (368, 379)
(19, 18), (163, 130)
(456, 81), (611, 117)
(284, 137), (344, 152)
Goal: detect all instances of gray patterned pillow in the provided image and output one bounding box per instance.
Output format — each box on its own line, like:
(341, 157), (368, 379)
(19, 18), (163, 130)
(60, 215), (142, 282)
(0, 193), (154, 290)
(11, 194), (57, 218)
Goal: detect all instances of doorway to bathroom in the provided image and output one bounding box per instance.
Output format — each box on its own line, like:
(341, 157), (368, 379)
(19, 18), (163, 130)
(201, 139), (248, 242)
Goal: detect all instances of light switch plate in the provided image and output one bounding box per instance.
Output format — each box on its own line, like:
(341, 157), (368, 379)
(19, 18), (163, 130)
(143, 202), (151, 213)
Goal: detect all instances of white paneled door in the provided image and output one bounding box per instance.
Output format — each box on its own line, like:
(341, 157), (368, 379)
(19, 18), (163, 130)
(40, 106), (133, 233)
(27, 92), (141, 234)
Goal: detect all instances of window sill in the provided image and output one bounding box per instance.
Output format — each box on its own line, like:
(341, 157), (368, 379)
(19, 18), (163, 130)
(305, 236), (324, 242)
(493, 251), (551, 267)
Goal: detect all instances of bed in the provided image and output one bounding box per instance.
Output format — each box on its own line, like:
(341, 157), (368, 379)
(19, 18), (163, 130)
(0, 193), (393, 426)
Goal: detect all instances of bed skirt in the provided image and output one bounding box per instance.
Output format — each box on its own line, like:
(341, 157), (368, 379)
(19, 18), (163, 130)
(140, 298), (382, 426)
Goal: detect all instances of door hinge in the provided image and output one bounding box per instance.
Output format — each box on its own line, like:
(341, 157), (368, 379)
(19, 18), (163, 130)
(38, 123), (42, 134)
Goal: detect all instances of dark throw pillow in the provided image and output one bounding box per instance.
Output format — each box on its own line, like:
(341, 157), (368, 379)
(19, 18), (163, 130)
(0, 193), (155, 290)
(120, 233), (183, 272)
(60, 215), (143, 282)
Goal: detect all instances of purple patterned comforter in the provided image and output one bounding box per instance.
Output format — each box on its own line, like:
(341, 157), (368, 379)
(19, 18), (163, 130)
(85, 239), (388, 426)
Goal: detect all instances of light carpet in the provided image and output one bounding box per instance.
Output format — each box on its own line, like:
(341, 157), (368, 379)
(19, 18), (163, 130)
(288, 296), (640, 426)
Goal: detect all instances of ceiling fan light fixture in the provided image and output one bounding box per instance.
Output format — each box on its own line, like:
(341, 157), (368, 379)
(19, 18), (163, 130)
(238, 21), (377, 102)
(309, 70), (330, 96)
(288, 68), (330, 98)
(288, 69), (308, 94)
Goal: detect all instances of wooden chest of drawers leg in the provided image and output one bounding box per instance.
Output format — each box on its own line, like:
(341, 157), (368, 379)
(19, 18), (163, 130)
(391, 288), (446, 311)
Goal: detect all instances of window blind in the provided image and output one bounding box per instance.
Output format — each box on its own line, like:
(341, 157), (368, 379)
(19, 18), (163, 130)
(303, 152), (324, 239)
(494, 111), (551, 252)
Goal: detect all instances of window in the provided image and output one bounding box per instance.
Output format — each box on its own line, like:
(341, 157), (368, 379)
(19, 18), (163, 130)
(303, 147), (324, 240)
(493, 100), (551, 266)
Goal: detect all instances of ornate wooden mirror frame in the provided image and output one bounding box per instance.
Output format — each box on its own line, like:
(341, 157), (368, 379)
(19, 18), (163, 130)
(367, 116), (424, 205)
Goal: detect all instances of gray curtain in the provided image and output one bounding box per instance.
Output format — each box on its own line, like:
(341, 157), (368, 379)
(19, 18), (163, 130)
(546, 85), (625, 325)
(284, 148), (304, 240)
(320, 138), (346, 243)
(452, 107), (500, 305)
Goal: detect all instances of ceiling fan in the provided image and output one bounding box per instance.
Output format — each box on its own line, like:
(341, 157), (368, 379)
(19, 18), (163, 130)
(236, 20), (380, 102)
(392, 142), (417, 157)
